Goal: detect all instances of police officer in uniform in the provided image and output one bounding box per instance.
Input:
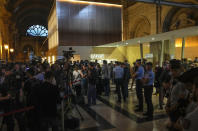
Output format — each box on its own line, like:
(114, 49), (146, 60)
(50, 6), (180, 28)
(142, 62), (154, 119)
(134, 59), (144, 112)
(113, 62), (124, 103)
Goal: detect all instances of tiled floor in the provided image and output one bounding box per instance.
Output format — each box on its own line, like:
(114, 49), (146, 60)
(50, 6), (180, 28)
(75, 83), (169, 131)
(0, 82), (169, 131)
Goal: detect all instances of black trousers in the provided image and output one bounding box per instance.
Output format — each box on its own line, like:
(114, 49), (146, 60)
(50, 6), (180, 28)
(115, 78), (125, 102)
(144, 85), (154, 116)
(75, 85), (81, 96)
(136, 79), (143, 109)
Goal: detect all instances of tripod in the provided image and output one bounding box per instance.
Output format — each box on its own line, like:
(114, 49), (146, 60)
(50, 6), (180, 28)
(61, 76), (84, 131)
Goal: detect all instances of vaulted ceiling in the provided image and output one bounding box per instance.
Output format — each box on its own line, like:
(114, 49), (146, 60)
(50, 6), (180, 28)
(4, 0), (122, 37)
(5, 0), (54, 36)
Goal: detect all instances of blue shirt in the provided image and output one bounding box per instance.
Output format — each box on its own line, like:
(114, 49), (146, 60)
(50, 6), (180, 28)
(113, 66), (124, 79)
(136, 66), (144, 80)
(144, 70), (154, 86)
(34, 72), (45, 81)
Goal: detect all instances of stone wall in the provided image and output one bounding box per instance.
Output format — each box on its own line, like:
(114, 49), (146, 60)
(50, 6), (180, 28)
(123, 0), (198, 62)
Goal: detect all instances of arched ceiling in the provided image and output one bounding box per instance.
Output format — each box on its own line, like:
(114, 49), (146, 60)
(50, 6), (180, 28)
(5, 0), (121, 37)
(6, 0), (54, 36)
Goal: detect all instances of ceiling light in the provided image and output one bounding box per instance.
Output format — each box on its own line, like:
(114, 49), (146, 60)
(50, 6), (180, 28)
(58, 0), (122, 7)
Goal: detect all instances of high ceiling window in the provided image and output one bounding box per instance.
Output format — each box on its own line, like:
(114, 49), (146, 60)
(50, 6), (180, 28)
(27, 25), (48, 37)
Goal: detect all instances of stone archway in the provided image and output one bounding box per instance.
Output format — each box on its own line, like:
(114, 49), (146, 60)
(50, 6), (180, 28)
(162, 8), (198, 60)
(130, 15), (151, 38)
(163, 7), (198, 32)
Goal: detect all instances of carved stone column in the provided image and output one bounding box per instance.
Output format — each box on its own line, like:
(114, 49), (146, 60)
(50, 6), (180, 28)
(121, 0), (129, 40)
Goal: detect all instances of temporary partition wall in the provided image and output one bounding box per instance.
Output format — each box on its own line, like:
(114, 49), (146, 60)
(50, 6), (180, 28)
(48, 0), (122, 60)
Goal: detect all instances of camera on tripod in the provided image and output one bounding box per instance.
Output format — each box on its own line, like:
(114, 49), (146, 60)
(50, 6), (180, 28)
(63, 47), (76, 61)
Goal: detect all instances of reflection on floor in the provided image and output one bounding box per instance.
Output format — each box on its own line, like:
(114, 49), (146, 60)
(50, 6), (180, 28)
(76, 84), (169, 131)
(0, 83), (169, 131)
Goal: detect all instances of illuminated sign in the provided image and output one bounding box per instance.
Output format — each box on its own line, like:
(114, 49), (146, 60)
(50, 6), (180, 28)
(90, 54), (104, 59)
(145, 54), (153, 58)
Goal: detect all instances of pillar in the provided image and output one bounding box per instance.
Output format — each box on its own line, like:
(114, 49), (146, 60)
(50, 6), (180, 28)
(121, 0), (129, 40)
(181, 37), (185, 60)
(160, 40), (164, 67)
(140, 43), (143, 62)
(169, 38), (175, 59)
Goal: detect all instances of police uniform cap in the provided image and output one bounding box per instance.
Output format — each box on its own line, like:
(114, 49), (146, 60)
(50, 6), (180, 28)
(136, 59), (141, 63)
(146, 62), (153, 66)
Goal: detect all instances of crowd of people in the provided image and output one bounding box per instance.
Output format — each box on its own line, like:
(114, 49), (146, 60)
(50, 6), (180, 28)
(0, 57), (197, 131)
(131, 59), (198, 131)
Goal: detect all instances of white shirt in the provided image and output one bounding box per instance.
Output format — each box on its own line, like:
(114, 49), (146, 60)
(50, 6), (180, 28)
(73, 70), (82, 85)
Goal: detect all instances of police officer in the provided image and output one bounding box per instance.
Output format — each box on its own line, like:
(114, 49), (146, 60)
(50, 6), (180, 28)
(133, 59), (144, 112)
(142, 62), (154, 119)
(122, 63), (130, 98)
(113, 62), (124, 103)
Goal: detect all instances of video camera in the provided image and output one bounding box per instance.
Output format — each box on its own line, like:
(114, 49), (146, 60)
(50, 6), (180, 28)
(63, 47), (76, 61)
